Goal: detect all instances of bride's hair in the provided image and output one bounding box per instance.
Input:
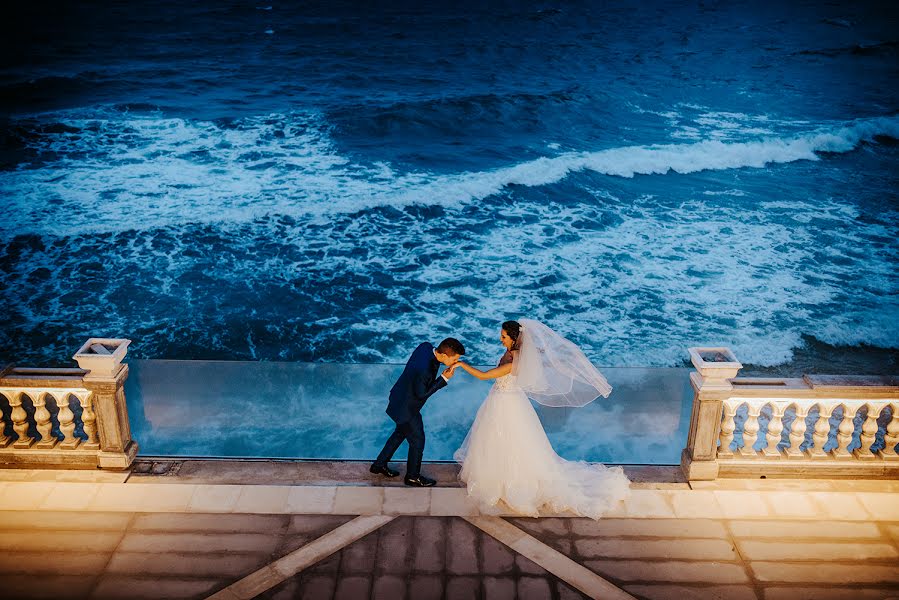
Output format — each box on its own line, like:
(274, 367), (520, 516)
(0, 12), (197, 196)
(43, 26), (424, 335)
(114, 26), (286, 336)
(502, 320), (522, 350)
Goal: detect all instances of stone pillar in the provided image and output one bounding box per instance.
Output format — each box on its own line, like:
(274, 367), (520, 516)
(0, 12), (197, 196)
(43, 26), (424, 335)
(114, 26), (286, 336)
(680, 347), (743, 481)
(74, 339), (139, 470)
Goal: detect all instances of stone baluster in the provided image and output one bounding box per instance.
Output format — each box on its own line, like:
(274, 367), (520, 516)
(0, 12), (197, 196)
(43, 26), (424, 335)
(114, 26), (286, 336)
(808, 404), (831, 458)
(784, 403), (809, 459)
(739, 403), (762, 457)
(77, 391), (100, 450)
(832, 405), (859, 458)
(680, 347), (743, 481)
(31, 391), (58, 449)
(53, 391), (80, 450)
(763, 403), (786, 458)
(882, 403), (899, 460)
(9, 390), (34, 449)
(853, 404), (883, 460)
(717, 401), (737, 458)
(0, 392), (10, 448)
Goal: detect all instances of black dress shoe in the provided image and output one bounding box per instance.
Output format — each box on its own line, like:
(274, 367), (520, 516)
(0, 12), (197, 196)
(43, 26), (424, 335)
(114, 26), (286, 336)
(370, 464), (399, 478)
(404, 474), (437, 487)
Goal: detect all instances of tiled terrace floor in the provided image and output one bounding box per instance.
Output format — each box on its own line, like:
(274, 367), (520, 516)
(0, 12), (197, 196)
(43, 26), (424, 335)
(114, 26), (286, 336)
(0, 461), (897, 600)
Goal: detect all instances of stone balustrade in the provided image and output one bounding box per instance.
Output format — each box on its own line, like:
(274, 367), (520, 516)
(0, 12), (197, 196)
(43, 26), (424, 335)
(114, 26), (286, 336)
(0, 338), (138, 470)
(681, 347), (899, 481)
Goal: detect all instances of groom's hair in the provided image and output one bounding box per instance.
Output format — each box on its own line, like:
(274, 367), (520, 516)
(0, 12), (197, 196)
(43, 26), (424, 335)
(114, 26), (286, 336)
(437, 338), (465, 357)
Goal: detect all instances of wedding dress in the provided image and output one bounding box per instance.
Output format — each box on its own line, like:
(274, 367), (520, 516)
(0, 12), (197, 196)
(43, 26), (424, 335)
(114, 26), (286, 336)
(453, 321), (630, 519)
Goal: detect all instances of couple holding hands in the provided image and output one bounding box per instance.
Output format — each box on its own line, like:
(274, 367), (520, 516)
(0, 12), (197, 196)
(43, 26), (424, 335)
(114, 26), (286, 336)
(371, 319), (630, 520)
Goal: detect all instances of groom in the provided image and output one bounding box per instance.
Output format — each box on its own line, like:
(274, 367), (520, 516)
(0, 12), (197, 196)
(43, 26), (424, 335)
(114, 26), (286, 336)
(370, 337), (465, 487)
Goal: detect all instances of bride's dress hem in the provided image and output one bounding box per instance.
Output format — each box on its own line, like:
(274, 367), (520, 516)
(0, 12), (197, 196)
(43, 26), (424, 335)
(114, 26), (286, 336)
(453, 375), (631, 521)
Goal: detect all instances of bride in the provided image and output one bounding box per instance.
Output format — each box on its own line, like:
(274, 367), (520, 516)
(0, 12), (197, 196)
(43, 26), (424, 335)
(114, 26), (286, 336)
(451, 319), (630, 519)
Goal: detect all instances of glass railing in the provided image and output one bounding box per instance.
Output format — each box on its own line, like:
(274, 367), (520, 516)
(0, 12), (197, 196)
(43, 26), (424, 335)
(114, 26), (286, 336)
(124, 360), (693, 465)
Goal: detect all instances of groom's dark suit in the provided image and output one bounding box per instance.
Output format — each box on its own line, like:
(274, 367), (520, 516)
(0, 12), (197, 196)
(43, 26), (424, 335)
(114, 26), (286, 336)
(374, 342), (448, 478)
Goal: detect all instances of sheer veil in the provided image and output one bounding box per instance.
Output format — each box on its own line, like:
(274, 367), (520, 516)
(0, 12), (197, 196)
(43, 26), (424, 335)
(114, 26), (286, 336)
(512, 319), (612, 407)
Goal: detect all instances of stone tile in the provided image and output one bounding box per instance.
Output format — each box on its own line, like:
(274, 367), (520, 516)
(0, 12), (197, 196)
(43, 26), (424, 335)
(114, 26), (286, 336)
(575, 538), (737, 561)
(339, 528), (378, 574)
(0, 531), (122, 553)
(623, 490), (676, 518)
(483, 576), (516, 600)
(106, 551), (268, 577)
(306, 551), (341, 575)
(0, 510), (131, 530)
(429, 487), (480, 516)
(570, 518), (729, 539)
(507, 517), (569, 536)
(446, 518), (480, 575)
(715, 491), (773, 519)
(288, 514), (355, 535)
(0, 482), (56, 510)
(234, 485), (291, 514)
(373, 574), (406, 600)
(187, 484), (242, 513)
(296, 574), (337, 600)
(0, 551), (111, 575)
(118, 532), (279, 554)
(90, 575), (220, 599)
(257, 575), (303, 600)
(334, 575), (371, 600)
(856, 492), (899, 520)
(625, 584), (759, 600)
(728, 519), (882, 539)
(132, 512), (287, 533)
(481, 532), (515, 574)
(88, 484), (153, 512)
(286, 485), (336, 513)
(375, 516), (413, 574)
(750, 562), (899, 584)
(0, 574), (97, 600)
(333, 486), (383, 515)
(887, 524), (899, 542)
(138, 483), (198, 512)
(446, 576), (479, 600)
(739, 540), (898, 561)
(516, 554), (548, 576)
(764, 492), (824, 519)
(517, 577), (552, 600)
(412, 516), (446, 573)
(277, 533), (317, 557)
(586, 560), (750, 584)
(275, 515), (393, 578)
(763, 586), (899, 600)
(557, 580), (590, 600)
(669, 490), (724, 519)
(410, 574), (443, 599)
(37, 482), (101, 510)
(809, 492), (871, 521)
(383, 487), (431, 515)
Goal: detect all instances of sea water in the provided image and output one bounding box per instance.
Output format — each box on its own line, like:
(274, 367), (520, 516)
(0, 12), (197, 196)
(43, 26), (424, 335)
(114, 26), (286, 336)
(1, 1), (897, 372)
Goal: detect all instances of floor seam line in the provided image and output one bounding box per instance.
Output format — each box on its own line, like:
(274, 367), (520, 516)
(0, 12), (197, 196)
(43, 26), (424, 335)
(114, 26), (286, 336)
(204, 514), (394, 600)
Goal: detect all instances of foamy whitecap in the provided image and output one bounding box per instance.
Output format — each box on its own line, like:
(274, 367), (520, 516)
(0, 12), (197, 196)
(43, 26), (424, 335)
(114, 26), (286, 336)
(1, 110), (897, 237)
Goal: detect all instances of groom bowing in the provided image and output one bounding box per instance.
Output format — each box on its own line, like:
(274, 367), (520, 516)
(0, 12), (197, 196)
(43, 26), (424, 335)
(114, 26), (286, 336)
(370, 337), (465, 487)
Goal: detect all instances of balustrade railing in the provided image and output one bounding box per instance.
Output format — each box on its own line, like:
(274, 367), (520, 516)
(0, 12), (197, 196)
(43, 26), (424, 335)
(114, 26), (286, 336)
(0, 339), (138, 470)
(681, 347), (899, 480)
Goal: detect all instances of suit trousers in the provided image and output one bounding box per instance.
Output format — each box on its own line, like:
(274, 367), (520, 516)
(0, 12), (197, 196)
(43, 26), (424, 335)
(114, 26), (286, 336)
(374, 412), (425, 478)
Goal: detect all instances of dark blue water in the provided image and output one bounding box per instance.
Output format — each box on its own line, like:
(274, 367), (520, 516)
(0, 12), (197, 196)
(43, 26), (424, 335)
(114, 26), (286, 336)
(1, 1), (898, 369)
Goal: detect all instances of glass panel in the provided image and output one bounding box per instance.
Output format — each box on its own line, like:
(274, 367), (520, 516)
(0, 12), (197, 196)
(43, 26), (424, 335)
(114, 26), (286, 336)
(125, 360), (693, 465)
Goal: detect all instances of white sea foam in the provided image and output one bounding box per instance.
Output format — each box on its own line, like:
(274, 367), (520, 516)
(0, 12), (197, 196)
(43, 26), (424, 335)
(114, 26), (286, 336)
(1, 110), (896, 368)
(2, 111), (898, 237)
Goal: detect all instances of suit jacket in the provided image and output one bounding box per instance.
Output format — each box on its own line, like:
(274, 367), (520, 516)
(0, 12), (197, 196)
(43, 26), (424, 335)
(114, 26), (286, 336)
(386, 342), (447, 424)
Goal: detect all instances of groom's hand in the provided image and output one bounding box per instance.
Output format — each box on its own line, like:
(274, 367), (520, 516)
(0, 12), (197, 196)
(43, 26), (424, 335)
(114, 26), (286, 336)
(442, 366), (457, 381)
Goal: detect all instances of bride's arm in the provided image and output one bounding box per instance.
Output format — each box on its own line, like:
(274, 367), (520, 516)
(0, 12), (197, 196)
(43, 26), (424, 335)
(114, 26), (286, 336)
(456, 359), (513, 381)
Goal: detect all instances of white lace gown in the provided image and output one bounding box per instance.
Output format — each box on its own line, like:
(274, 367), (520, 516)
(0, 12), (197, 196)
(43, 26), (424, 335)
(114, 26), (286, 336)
(454, 373), (631, 519)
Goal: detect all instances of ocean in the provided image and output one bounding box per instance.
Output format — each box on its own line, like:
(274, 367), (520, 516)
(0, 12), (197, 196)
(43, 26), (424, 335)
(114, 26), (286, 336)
(1, 0), (897, 372)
